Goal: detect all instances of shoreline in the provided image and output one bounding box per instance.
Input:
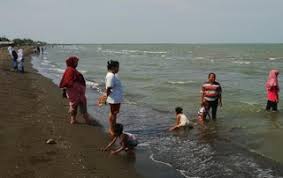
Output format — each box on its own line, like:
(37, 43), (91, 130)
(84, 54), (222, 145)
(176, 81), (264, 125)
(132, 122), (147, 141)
(0, 47), (141, 177)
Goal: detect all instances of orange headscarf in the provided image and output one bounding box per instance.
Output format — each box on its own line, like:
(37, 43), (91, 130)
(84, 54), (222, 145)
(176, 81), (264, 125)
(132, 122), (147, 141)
(59, 56), (85, 88)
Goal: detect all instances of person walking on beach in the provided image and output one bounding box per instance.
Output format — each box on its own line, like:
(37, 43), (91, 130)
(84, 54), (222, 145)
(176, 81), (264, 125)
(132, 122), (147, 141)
(265, 69), (280, 111)
(17, 48), (24, 73)
(8, 45), (18, 71)
(201, 73), (222, 120)
(59, 56), (91, 124)
(105, 60), (123, 135)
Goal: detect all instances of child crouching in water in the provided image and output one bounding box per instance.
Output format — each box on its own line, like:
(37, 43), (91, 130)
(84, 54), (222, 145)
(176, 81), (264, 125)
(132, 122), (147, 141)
(103, 123), (138, 155)
(169, 107), (192, 131)
(198, 101), (211, 121)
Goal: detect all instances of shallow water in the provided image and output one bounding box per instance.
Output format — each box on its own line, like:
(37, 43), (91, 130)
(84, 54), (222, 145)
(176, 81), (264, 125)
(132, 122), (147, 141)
(32, 44), (283, 177)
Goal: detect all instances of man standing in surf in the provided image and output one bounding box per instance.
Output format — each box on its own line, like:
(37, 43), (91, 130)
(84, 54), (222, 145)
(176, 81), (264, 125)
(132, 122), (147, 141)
(200, 73), (222, 120)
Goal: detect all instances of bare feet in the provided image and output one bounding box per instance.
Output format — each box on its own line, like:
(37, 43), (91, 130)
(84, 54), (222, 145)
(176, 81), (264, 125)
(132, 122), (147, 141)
(85, 119), (92, 125)
(70, 120), (78, 124)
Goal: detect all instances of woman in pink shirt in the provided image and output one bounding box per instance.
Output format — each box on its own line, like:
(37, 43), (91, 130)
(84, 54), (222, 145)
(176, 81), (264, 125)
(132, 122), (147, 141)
(265, 69), (280, 111)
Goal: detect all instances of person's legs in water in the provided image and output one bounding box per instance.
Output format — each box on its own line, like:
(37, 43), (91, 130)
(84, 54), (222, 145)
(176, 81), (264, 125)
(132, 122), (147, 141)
(271, 101), (278, 112)
(208, 100), (218, 120)
(108, 103), (121, 135)
(80, 103), (91, 124)
(266, 100), (271, 111)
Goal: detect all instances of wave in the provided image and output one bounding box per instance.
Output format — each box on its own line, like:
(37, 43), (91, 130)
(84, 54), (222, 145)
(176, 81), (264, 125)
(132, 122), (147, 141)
(267, 57), (283, 61)
(232, 61), (251, 65)
(150, 154), (173, 167)
(167, 80), (195, 85)
(48, 68), (65, 74)
(99, 49), (167, 55)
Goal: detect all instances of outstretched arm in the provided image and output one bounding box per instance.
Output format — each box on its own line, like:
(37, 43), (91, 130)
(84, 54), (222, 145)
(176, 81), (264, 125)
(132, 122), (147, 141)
(111, 135), (127, 155)
(169, 115), (181, 131)
(103, 137), (117, 151)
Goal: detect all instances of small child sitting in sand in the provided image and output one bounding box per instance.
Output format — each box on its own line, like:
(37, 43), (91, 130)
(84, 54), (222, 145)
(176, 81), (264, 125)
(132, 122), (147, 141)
(169, 107), (192, 131)
(103, 123), (138, 155)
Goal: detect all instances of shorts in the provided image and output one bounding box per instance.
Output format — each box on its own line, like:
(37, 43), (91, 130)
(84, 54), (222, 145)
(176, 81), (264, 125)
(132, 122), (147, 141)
(69, 101), (87, 115)
(126, 140), (138, 149)
(266, 100), (278, 111)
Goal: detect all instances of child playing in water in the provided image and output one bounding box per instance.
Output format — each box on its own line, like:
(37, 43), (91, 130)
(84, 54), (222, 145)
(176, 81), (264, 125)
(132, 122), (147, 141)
(265, 69), (280, 111)
(103, 123), (138, 155)
(198, 101), (211, 121)
(169, 107), (191, 131)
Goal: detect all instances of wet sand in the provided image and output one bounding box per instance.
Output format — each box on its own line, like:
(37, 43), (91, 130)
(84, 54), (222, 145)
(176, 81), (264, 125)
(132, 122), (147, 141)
(0, 47), (141, 178)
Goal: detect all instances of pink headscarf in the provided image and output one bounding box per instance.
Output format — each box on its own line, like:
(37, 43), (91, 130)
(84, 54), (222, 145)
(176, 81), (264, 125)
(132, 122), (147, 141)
(265, 69), (279, 91)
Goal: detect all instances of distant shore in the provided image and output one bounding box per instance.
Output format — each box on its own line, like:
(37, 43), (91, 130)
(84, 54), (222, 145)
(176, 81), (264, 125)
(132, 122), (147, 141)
(0, 46), (141, 178)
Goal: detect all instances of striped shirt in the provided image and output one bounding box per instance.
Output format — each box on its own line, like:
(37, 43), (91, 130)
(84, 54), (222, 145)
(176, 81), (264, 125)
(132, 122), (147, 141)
(201, 81), (222, 101)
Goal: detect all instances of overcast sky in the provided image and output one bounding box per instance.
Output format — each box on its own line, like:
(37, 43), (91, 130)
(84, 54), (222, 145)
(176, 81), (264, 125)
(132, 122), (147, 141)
(1, 0), (283, 43)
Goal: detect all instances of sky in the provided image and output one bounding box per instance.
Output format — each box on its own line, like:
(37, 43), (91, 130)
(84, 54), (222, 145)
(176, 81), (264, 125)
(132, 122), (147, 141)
(1, 0), (283, 44)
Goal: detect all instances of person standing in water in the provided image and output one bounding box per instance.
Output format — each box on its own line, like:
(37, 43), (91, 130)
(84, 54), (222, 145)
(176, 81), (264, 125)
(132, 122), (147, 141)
(201, 73), (222, 120)
(265, 69), (280, 111)
(105, 60), (123, 135)
(59, 56), (91, 124)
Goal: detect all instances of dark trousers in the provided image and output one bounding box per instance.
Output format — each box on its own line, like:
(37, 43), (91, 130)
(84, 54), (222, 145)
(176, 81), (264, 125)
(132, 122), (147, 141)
(266, 100), (278, 111)
(207, 100), (218, 120)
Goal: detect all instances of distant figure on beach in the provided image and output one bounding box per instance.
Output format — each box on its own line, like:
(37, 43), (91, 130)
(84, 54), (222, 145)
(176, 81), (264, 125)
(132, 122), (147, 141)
(198, 101), (211, 121)
(17, 49), (24, 73)
(8, 45), (18, 71)
(36, 46), (40, 54)
(7, 46), (13, 58)
(59, 56), (91, 124)
(105, 60), (123, 135)
(201, 73), (222, 120)
(103, 123), (138, 155)
(169, 107), (192, 131)
(265, 69), (280, 111)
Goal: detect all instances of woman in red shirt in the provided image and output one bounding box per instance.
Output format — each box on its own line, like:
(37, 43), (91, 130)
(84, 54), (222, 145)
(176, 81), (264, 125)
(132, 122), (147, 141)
(265, 69), (280, 111)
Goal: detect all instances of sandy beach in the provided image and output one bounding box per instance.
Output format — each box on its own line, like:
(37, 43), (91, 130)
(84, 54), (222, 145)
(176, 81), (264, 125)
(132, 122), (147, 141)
(0, 47), (141, 178)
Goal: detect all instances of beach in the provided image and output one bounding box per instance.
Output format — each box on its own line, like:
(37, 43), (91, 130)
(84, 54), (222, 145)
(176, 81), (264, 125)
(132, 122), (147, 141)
(0, 47), (141, 178)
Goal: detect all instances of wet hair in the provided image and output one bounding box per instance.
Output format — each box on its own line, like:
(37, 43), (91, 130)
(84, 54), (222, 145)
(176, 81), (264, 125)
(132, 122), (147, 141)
(107, 60), (119, 70)
(113, 123), (124, 136)
(208, 72), (216, 79)
(175, 107), (183, 114)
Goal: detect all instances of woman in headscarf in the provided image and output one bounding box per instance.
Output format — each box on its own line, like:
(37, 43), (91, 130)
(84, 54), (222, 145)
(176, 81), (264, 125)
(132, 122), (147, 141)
(265, 69), (280, 111)
(17, 48), (24, 73)
(59, 56), (91, 124)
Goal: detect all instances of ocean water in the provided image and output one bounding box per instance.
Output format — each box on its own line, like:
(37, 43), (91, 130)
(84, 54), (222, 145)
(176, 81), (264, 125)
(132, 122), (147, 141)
(32, 44), (283, 178)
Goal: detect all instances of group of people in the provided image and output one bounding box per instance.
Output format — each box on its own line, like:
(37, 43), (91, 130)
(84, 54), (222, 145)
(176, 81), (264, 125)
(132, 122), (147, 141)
(7, 45), (24, 73)
(59, 56), (136, 154)
(59, 55), (280, 155)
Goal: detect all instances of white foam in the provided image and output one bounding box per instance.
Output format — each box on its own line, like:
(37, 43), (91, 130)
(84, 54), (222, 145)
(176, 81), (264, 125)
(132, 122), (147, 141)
(150, 154), (173, 167)
(49, 68), (65, 73)
(167, 81), (195, 85)
(232, 61), (251, 65)
(85, 80), (99, 89)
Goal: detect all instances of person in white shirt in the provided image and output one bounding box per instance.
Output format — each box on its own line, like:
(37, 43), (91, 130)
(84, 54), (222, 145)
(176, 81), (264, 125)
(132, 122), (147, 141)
(17, 49), (24, 73)
(7, 46), (13, 57)
(105, 60), (123, 135)
(169, 107), (192, 131)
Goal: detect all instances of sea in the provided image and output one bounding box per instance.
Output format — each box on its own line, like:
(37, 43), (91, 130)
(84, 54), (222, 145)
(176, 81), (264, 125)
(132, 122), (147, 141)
(31, 44), (283, 178)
